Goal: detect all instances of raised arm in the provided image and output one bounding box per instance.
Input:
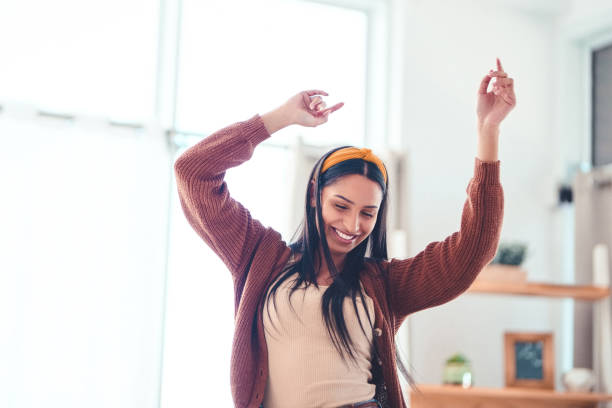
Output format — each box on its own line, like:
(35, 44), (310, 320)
(384, 159), (504, 319)
(385, 58), (515, 320)
(173, 114), (275, 282)
(173, 90), (344, 282)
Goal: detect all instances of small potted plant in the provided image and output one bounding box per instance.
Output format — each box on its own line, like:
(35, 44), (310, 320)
(443, 353), (473, 388)
(476, 241), (529, 283)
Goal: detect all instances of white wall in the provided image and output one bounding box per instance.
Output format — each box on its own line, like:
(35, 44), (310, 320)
(396, 0), (569, 391)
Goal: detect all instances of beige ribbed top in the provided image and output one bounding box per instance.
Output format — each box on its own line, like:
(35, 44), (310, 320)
(262, 272), (376, 408)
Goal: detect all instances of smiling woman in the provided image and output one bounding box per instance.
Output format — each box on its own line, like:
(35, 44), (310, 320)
(174, 66), (511, 406)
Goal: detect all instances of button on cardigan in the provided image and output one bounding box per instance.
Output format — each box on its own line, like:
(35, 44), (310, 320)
(173, 114), (504, 408)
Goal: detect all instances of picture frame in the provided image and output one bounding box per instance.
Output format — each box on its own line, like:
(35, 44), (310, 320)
(504, 331), (554, 389)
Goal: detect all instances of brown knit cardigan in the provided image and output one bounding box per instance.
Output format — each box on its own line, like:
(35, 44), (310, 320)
(173, 114), (504, 408)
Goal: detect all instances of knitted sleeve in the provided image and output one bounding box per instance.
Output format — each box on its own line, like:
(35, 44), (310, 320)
(173, 114), (279, 281)
(383, 158), (504, 319)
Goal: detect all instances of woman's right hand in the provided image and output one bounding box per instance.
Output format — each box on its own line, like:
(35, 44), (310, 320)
(280, 90), (344, 128)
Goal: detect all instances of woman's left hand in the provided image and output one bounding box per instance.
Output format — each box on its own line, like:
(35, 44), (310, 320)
(477, 58), (516, 129)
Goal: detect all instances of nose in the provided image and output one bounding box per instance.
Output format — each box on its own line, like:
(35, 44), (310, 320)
(343, 211), (360, 235)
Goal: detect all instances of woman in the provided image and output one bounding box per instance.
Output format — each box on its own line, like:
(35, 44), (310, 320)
(173, 58), (515, 408)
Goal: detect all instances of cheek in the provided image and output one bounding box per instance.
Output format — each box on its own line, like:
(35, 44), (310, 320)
(365, 215), (378, 228)
(320, 206), (334, 225)
(363, 218), (378, 236)
(315, 209), (332, 233)
(356, 218), (376, 239)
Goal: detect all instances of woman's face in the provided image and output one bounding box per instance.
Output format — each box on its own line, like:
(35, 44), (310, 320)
(311, 174), (383, 263)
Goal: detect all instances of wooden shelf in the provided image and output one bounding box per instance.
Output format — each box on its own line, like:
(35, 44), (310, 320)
(410, 384), (612, 408)
(467, 280), (611, 301)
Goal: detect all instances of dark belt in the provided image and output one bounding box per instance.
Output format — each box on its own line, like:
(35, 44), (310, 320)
(340, 402), (379, 408)
(261, 400), (379, 408)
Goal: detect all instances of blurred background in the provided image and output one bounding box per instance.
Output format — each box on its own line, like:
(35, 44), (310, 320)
(1, 0), (611, 406)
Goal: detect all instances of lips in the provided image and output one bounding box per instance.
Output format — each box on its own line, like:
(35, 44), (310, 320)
(332, 227), (358, 243)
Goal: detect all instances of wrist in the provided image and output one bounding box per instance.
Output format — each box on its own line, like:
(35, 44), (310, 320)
(478, 121), (500, 137)
(476, 125), (499, 162)
(261, 107), (293, 135)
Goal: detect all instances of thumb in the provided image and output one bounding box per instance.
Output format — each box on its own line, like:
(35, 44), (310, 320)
(478, 74), (492, 95)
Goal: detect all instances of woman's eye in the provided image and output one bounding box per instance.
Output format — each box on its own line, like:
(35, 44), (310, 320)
(362, 212), (374, 218)
(335, 205), (347, 210)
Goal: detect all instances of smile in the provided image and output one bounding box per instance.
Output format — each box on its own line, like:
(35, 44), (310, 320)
(332, 227), (358, 243)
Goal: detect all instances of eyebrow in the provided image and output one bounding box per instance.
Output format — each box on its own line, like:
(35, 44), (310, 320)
(334, 194), (379, 209)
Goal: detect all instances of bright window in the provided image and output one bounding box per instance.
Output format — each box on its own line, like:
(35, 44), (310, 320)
(0, 0), (159, 121)
(163, 1), (373, 406)
(175, 0), (367, 147)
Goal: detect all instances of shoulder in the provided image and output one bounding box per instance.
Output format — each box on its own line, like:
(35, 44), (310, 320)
(364, 256), (388, 268)
(250, 228), (292, 273)
(363, 257), (389, 280)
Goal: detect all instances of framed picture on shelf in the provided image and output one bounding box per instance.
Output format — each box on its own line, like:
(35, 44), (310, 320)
(504, 331), (554, 389)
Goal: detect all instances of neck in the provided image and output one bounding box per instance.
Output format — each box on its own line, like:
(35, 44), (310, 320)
(315, 246), (345, 278)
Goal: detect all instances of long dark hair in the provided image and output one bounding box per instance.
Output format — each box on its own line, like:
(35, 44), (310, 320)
(263, 145), (416, 388)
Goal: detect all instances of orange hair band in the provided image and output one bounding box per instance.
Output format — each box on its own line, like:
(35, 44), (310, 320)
(320, 147), (387, 184)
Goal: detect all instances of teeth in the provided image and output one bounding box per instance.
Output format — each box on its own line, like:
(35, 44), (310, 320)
(335, 228), (355, 240)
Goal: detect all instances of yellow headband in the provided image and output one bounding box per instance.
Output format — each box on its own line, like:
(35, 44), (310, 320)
(321, 147), (387, 184)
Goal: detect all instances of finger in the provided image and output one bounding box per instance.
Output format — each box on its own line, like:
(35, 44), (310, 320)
(318, 103), (342, 116)
(497, 77), (514, 88)
(495, 77), (514, 88)
(488, 70), (508, 77)
(319, 102), (344, 115)
(316, 101), (327, 111)
(497, 57), (503, 72)
(313, 111), (330, 123)
(478, 74), (492, 94)
(493, 84), (505, 95)
(309, 96), (322, 110)
(305, 90), (329, 97)
(507, 89), (517, 103)
(302, 93), (311, 110)
(502, 93), (513, 105)
(496, 85), (508, 96)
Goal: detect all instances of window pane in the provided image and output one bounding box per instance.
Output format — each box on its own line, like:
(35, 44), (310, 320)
(0, 0), (159, 121)
(176, 0), (366, 147)
(593, 44), (612, 167)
